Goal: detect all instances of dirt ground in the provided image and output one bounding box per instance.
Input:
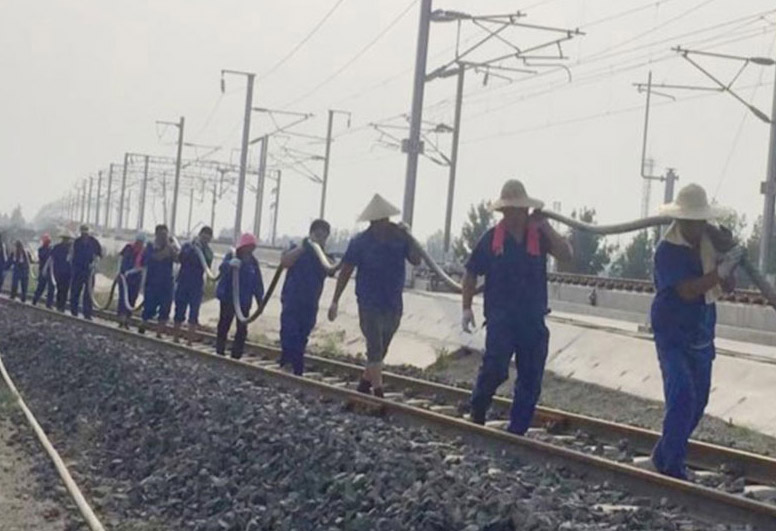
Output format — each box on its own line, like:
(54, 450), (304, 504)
(418, 347), (776, 457)
(0, 381), (81, 531)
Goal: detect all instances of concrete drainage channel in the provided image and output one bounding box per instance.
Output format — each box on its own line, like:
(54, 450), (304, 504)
(2, 296), (776, 529)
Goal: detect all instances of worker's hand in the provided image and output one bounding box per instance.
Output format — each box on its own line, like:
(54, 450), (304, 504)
(529, 210), (551, 233)
(327, 302), (338, 322)
(396, 221), (412, 234)
(461, 308), (476, 333)
(229, 258), (242, 268)
(717, 245), (745, 279)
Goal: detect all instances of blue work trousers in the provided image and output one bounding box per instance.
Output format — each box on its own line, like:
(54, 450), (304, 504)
(118, 274), (141, 317)
(70, 269), (94, 318)
(142, 282), (173, 322)
(54, 274), (70, 312)
(10, 270), (29, 302)
(173, 282), (204, 325)
(652, 343), (714, 479)
(279, 305), (317, 375)
(32, 273), (55, 308)
(471, 318), (549, 435)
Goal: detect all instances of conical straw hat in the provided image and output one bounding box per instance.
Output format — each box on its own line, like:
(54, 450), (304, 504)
(357, 194), (401, 222)
(658, 183), (728, 220)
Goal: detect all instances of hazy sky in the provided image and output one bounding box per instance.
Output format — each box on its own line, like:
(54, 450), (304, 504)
(1, 0), (775, 244)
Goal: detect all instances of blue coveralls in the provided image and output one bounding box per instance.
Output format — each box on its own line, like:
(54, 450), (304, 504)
(467, 228), (550, 435)
(117, 244), (143, 317)
(0, 242), (7, 291)
(51, 242), (72, 312)
(215, 252), (264, 358)
(173, 241), (212, 325)
(32, 244), (55, 308)
(141, 243), (176, 323)
(9, 250), (31, 302)
(279, 240), (327, 375)
(342, 228), (411, 367)
(70, 235), (102, 318)
(650, 241), (716, 480)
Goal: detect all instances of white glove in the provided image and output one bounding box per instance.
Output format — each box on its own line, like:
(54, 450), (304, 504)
(327, 302), (339, 322)
(462, 308), (476, 333)
(229, 258), (242, 268)
(717, 246), (745, 279)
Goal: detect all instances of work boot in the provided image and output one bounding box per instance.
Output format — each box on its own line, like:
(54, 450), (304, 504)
(356, 378), (372, 395)
(373, 388), (385, 399)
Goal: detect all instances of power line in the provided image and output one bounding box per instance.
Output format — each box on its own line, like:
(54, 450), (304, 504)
(259, 0), (350, 81)
(282, 0), (419, 109)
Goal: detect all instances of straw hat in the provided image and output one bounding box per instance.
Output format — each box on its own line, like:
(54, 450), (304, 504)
(357, 194), (401, 222)
(489, 179), (544, 211)
(658, 183), (728, 220)
(236, 232), (258, 250)
(58, 229), (73, 239)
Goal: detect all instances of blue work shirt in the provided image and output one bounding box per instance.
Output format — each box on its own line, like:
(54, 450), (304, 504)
(177, 241), (212, 291)
(8, 251), (31, 273)
(651, 241), (717, 350)
(216, 252), (265, 309)
(466, 228), (549, 324)
(343, 228), (412, 313)
(141, 243), (176, 289)
(281, 240), (327, 313)
(71, 235), (102, 272)
(50, 243), (71, 278)
(38, 245), (52, 270)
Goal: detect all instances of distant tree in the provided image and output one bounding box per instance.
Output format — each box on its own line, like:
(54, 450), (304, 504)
(610, 230), (657, 280)
(745, 215), (776, 275)
(717, 211), (747, 241)
(10, 205), (25, 228)
(425, 230), (446, 262)
(453, 201), (494, 262)
(557, 207), (615, 275)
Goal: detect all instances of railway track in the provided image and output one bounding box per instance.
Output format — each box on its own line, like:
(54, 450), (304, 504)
(547, 271), (769, 306)
(5, 296), (776, 529)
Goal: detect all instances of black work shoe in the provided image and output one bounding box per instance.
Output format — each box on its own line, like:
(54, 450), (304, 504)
(356, 379), (372, 395)
(373, 388), (385, 399)
(470, 413), (486, 426)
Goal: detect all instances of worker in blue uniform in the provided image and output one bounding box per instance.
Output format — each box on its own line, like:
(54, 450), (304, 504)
(461, 180), (573, 434)
(51, 232), (73, 312)
(650, 184), (743, 480)
(117, 233), (146, 329)
(0, 233), (8, 291)
(32, 233), (55, 308)
(139, 225), (178, 338)
(70, 224), (102, 319)
(215, 233), (264, 360)
(173, 226), (214, 345)
(9, 240), (33, 302)
(328, 195), (422, 398)
(279, 219), (332, 375)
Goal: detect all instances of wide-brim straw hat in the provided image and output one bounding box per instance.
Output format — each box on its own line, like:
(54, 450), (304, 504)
(357, 194), (401, 222)
(489, 179), (544, 211)
(658, 183), (729, 220)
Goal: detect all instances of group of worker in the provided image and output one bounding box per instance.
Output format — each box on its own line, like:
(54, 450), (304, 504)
(0, 178), (742, 483)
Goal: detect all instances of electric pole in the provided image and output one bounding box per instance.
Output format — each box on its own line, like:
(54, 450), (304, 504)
(187, 186), (195, 235)
(444, 66), (465, 253)
(157, 117), (185, 235)
(138, 155), (149, 230)
(760, 65), (776, 273)
(80, 181), (87, 223)
(86, 176), (93, 226)
(222, 69), (256, 241)
(271, 170), (282, 247)
(319, 110), (351, 219)
(118, 152), (130, 230)
(106, 163), (117, 228)
(254, 135), (268, 238)
(402, 0), (433, 227)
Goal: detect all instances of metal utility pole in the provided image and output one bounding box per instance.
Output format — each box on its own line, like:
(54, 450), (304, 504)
(138, 155), (149, 230)
(444, 66), (465, 253)
(118, 153), (130, 230)
(125, 191), (132, 230)
(157, 117), (185, 235)
(402, 0), (433, 227)
(271, 170), (282, 246)
(95, 171), (102, 228)
(211, 179), (218, 230)
(187, 187), (195, 235)
(105, 164), (116, 228)
(80, 181), (87, 223)
(162, 175), (168, 226)
(254, 136), (268, 238)
(760, 67), (776, 273)
(86, 176), (94, 226)
(222, 69), (256, 240)
(320, 112), (335, 219)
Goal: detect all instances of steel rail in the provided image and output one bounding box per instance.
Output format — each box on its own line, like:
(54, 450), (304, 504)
(3, 297), (775, 529)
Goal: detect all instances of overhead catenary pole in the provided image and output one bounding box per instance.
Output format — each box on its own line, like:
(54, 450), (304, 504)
(187, 186), (194, 235)
(105, 164), (115, 228)
(402, 0), (433, 227)
(80, 181), (87, 223)
(95, 171), (102, 228)
(272, 170), (282, 247)
(138, 155), (149, 230)
(444, 66), (465, 253)
(254, 136), (268, 238)
(86, 176), (93, 226)
(171, 117), (185, 235)
(118, 153), (129, 230)
(125, 191), (132, 230)
(222, 69), (256, 241)
(211, 178), (218, 230)
(320, 111), (335, 219)
(759, 65), (776, 274)
(162, 175), (168, 226)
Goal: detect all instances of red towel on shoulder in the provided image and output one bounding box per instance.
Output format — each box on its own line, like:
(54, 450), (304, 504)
(491, 219), (542, 257)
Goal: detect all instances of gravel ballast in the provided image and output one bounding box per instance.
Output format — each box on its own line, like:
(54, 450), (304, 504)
(0, 305), (744, 530)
